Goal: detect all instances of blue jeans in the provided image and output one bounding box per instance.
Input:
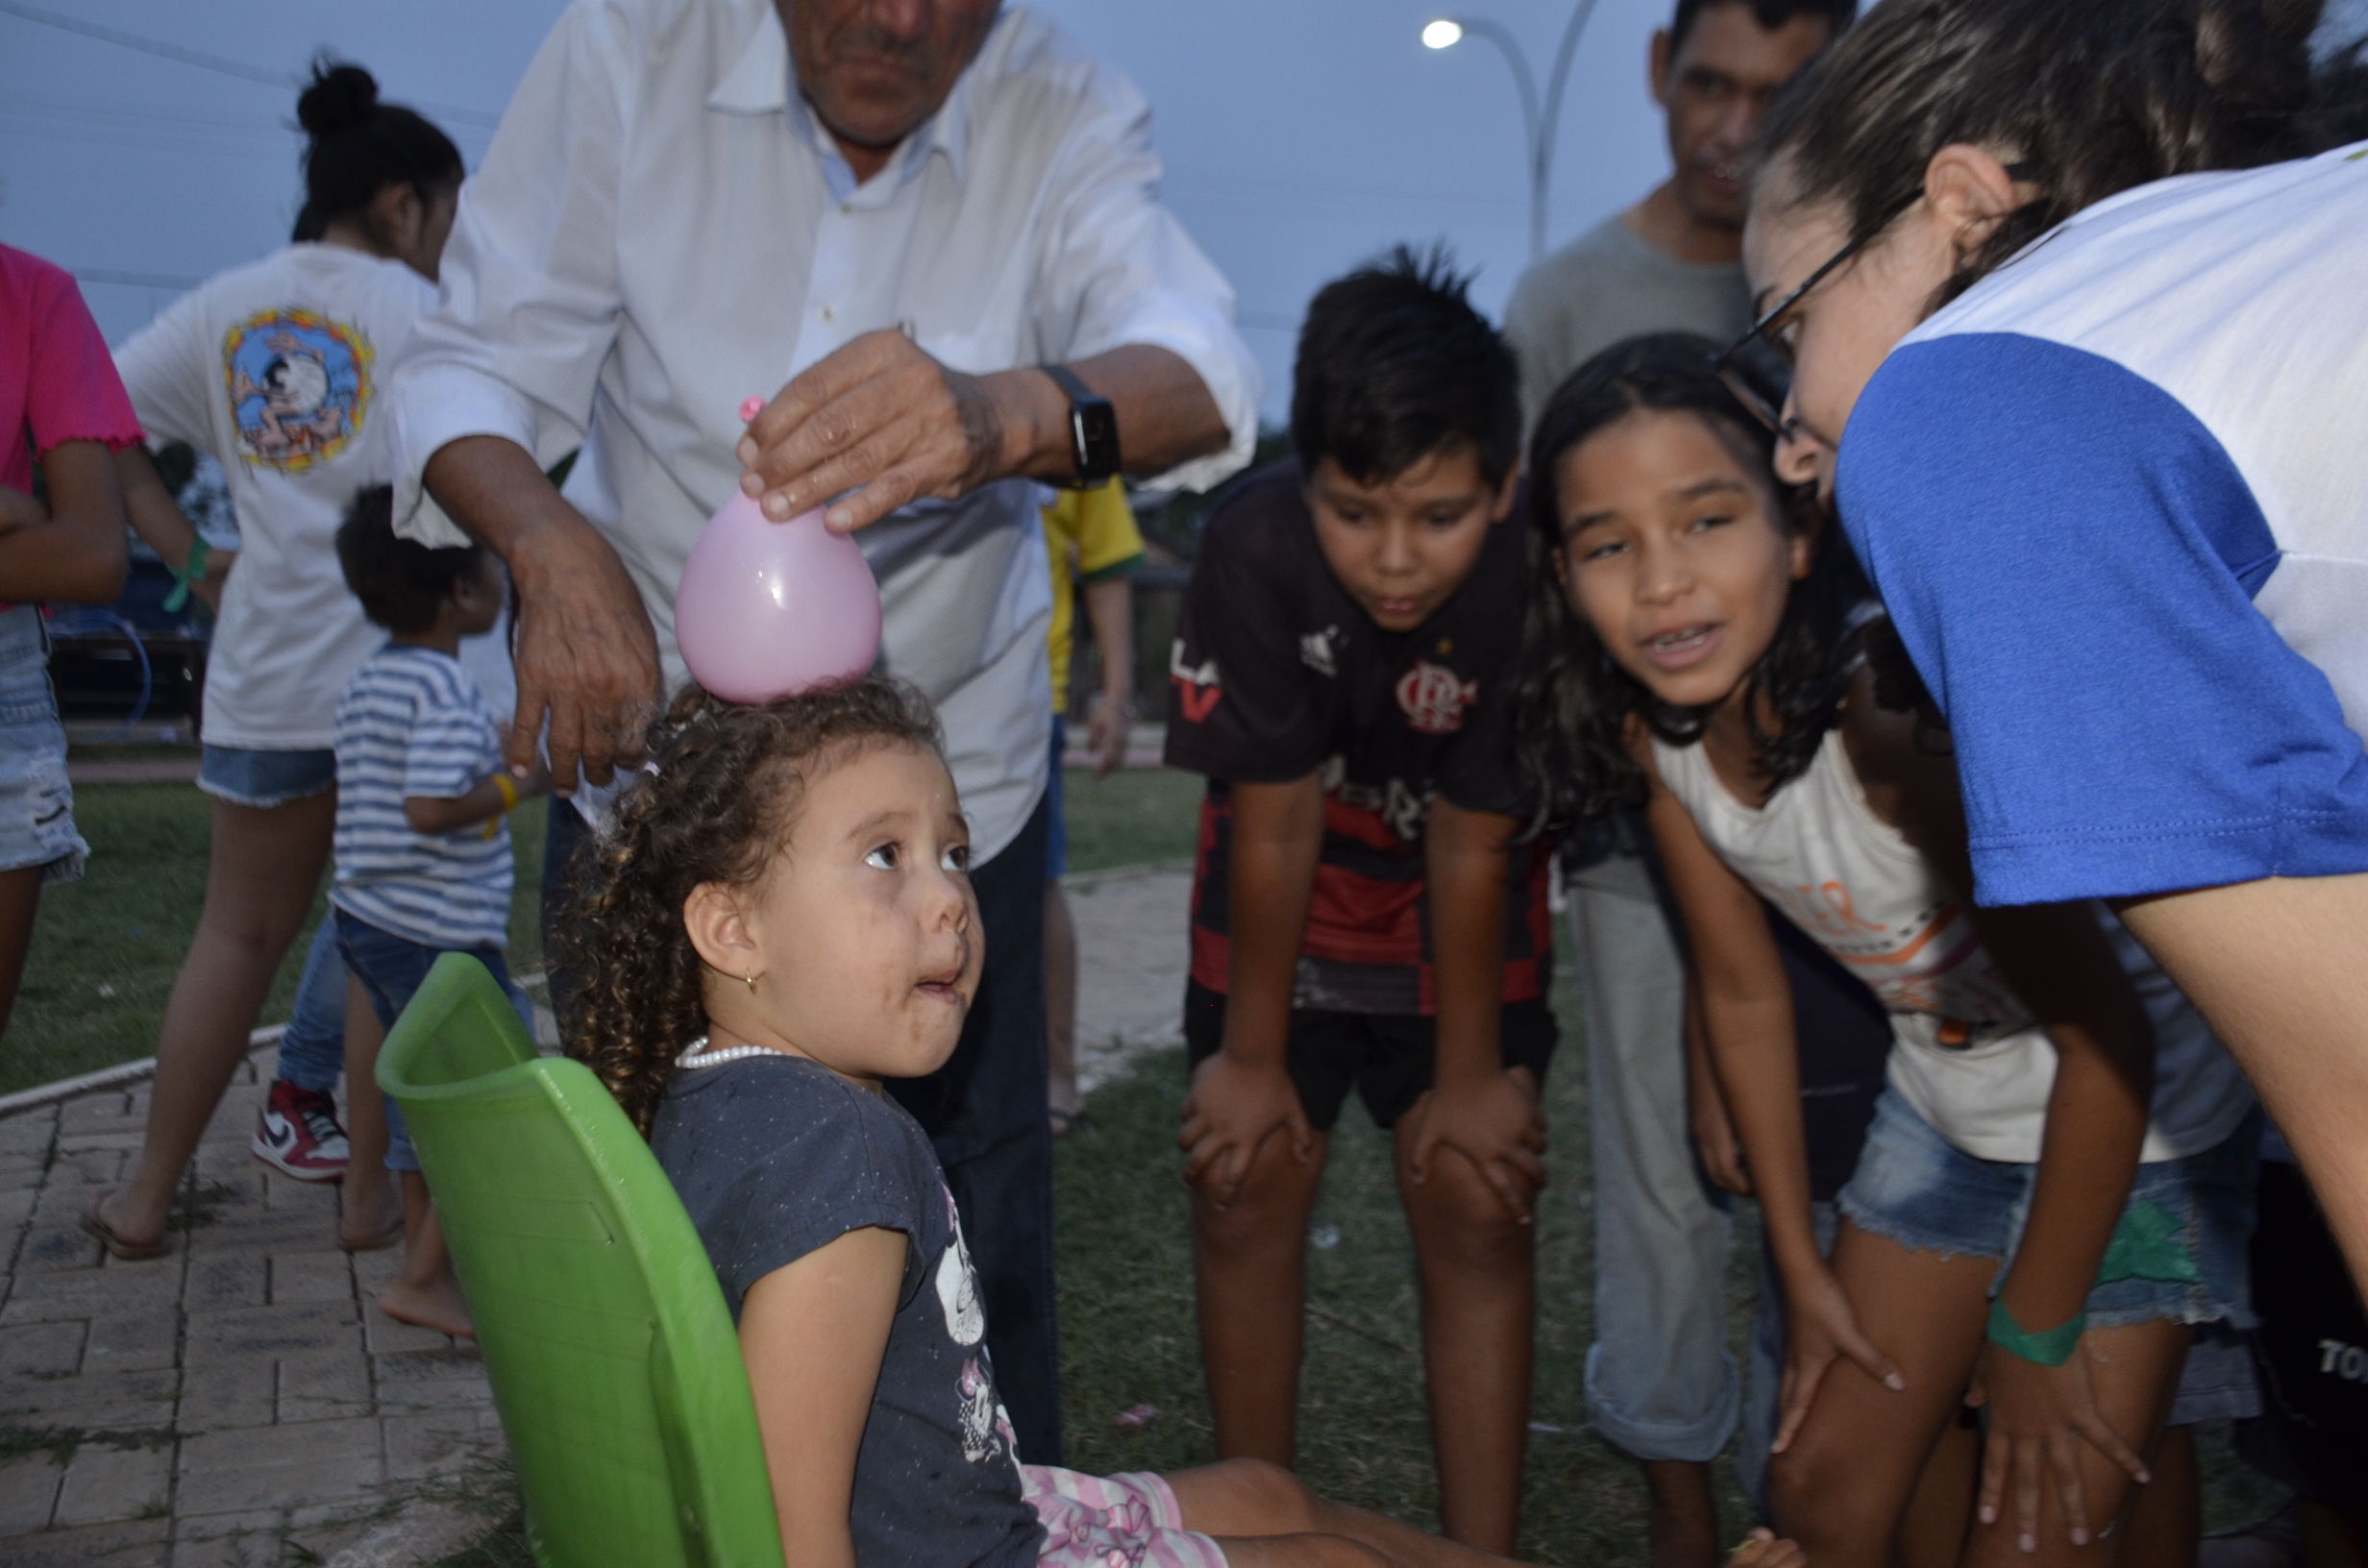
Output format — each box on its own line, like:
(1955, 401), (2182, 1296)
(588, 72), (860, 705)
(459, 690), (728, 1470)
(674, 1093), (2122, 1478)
(334, 907), (531, 1171)
(273, 919), (349, 1094)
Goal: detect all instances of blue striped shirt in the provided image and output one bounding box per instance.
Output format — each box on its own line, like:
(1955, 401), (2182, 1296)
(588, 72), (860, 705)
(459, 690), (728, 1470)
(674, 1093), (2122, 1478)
(330, 644), (512, 949)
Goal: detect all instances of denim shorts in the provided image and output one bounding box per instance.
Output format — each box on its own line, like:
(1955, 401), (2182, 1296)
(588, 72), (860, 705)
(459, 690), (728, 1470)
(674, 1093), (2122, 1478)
(199, 745), (335, 809)
(0, 607), (86, 883)
(1838, 1086), (2257, 1329)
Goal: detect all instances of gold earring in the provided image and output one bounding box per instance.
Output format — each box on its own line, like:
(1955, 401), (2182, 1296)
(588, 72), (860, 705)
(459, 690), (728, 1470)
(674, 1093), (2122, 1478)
(743, 972), (759, 994)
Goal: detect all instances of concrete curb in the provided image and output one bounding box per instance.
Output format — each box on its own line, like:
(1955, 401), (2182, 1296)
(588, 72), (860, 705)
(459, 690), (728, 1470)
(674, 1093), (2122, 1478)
(0, 1024), (285, 1117)
(0, 971), (548, 1119)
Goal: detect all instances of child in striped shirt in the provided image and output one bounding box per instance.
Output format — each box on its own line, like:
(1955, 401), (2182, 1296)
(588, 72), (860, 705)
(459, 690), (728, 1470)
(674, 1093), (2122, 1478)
(330, 485), (544, 1336)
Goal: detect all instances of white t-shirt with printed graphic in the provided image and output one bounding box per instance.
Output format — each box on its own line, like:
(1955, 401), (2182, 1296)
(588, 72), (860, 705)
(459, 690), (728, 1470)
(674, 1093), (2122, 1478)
(113, 245), (483, 750)
(1652, 727), (2254, 1164)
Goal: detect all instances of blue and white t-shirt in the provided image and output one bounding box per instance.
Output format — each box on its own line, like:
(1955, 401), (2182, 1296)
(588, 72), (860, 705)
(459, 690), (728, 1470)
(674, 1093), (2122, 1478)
(1837, 141), (2368, 907)
(330, 644), (512, 948)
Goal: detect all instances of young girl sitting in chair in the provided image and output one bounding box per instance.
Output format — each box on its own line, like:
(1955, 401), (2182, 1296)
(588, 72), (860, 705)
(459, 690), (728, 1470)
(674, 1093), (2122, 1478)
(1517, 335), (2258, 1566)
(558, 676), (1800, 1568)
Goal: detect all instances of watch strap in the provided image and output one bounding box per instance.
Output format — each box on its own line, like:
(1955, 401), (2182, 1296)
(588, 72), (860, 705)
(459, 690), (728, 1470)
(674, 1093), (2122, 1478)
(1040, 362), (1097, 405)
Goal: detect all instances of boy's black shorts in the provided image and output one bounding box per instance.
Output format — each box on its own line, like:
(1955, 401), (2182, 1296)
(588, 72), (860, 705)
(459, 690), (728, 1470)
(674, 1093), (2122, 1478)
(1182, 979), (1558, 1132)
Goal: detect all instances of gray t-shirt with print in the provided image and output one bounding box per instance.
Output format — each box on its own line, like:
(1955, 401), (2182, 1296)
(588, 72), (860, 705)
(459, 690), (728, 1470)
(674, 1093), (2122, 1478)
(1502, 213), (1754, 436)
(650, 1054), (1043, 1568)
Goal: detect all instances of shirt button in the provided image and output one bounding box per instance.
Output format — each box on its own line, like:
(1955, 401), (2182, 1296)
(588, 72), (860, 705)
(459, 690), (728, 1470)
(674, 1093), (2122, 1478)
(819, 306), (835, 323)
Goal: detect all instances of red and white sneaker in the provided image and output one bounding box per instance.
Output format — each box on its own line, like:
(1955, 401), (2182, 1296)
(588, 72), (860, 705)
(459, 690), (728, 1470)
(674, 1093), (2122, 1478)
(252, 1079), (350, 1181)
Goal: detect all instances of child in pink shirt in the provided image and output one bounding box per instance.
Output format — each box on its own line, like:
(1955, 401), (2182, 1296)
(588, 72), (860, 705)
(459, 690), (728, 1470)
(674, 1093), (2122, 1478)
(0, 242), (138, 1033)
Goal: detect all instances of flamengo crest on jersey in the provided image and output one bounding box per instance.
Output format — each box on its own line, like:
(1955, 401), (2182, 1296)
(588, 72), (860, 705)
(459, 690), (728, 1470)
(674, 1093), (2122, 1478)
(1394, 661), (1478, 735)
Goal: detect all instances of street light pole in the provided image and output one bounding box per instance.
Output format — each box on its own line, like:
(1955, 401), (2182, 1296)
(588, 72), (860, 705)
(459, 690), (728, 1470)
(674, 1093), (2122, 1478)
(1424, 0), (1608, 260)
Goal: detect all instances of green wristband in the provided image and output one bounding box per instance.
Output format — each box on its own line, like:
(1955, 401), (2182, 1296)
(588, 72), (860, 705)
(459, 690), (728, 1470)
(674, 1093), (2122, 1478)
(161, 536), (210, 614)
(1986, 1297), (2085, 1367)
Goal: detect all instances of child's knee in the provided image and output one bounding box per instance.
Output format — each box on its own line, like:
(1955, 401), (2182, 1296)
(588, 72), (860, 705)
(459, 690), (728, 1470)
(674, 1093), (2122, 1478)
(1211, 1458), (1325, 1533)
(1188, 1150), (1322, 1251)
(1400, 1151), (1536, 1263)
(1766, 1437), (1889, 1545)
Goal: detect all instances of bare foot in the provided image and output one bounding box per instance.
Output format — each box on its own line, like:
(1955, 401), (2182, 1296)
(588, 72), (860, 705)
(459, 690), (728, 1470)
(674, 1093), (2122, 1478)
(1729, 1528), (1805, 1568)
(85, 1190), (170, 1259)
(380, 1273), (475, 1338)
(339, 1169), (403, 1251)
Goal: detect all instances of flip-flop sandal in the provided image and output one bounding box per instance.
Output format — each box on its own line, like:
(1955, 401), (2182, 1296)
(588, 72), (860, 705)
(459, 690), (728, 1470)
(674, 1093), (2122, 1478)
(339, 1213), (406, 1254)
(81, 1197), (171, 1262)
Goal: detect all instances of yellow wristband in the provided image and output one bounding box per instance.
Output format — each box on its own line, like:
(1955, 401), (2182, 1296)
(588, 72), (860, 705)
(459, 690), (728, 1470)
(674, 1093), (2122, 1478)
(481, 774), (521, 840)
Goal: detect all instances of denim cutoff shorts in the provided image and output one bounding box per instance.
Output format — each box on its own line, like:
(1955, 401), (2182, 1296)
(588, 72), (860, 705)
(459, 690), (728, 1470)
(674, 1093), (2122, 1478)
(1838, 1086), (2257, 1329)
(199, 744), (334, 809)
(0, 606), (86, 882)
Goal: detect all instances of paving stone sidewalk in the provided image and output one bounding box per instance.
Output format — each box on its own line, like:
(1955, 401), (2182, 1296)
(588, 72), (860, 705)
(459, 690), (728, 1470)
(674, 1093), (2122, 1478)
(0, 865), (1192, 1566)
(0, 1046), (504, 1567)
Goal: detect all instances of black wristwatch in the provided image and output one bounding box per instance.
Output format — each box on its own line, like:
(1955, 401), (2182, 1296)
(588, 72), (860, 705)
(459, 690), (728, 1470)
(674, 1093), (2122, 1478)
(1040, 363), (1122, 486)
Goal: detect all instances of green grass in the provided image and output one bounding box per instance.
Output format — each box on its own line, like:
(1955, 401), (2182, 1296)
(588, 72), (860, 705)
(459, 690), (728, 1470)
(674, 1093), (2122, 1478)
(0, 786), (548, 1095)
(1052, 1043), (1769, 1561)
(1059, 766), (1206, 872)
(0, 762), (1187, 1093)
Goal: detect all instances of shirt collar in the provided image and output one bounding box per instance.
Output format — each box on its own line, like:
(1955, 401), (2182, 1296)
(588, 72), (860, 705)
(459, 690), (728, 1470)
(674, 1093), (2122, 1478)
(706, 4), (975, 193)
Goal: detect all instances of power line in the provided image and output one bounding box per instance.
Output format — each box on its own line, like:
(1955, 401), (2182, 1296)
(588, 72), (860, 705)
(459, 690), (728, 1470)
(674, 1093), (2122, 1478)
(0, 1), (500, 129)
(72, 267), (208, 290)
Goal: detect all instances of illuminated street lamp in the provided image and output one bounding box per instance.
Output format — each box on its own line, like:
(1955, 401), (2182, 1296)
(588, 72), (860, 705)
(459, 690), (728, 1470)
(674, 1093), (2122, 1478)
(1423, 1), (1606, 259)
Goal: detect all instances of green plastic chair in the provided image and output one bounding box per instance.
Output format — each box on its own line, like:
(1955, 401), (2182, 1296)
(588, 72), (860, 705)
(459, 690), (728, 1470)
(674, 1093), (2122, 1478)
(377, 953), (784, 1568)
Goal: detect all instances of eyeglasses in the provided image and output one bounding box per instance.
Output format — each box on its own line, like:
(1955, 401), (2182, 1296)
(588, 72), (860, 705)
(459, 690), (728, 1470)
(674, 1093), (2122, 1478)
(1714, 164), (2039, 434)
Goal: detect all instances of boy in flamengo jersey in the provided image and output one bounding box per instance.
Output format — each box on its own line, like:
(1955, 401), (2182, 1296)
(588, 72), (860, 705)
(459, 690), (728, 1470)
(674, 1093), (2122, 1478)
(1164, 247), (1552, 1555)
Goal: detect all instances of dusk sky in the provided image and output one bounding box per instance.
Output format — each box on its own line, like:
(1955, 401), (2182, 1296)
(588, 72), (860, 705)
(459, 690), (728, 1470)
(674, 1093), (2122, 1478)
(0, 0), (1682, 425)
(8, 2), (2364, 426)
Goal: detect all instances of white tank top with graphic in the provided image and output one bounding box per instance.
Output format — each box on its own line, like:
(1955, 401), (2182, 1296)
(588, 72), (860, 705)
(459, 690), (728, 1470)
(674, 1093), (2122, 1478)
(1652, 726), (2253, 1164)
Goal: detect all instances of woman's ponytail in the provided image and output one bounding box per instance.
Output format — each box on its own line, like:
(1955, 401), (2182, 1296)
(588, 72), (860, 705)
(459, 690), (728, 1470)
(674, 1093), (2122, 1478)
(291, 56), (462, 245)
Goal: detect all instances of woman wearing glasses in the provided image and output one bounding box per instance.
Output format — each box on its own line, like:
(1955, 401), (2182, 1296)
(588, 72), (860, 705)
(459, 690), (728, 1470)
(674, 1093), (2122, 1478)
(1728, 0), (2368, 1554)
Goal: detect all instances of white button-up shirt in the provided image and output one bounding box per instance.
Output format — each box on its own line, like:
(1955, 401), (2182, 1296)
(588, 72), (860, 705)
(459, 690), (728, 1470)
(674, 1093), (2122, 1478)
(390, 0), (1260, 861)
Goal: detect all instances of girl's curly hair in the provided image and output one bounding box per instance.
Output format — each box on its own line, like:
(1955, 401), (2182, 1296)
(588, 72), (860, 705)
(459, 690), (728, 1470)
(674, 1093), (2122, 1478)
(554, 675), (945, 1134)
(1513, 333), (1872, 825)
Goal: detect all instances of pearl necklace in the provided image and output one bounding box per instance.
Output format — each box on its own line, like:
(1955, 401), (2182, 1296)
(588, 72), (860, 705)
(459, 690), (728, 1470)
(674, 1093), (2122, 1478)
(674, 1036), (789, 1070)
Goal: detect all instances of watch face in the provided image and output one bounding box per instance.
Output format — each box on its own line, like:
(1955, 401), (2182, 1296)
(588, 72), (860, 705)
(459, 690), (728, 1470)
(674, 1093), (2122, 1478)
(1071, 397), (1122, 482)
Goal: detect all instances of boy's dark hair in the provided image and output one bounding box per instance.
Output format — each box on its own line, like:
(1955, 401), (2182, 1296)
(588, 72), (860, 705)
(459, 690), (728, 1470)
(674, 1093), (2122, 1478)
(1290, 244), (1521, 491)
(555, 677), (946, 1134)
(334, 485), (487, 634)
(1668, 0), (1858, 58)
(292, 59), (464, 245)
(1513, 334), (1881, 824)
(1760, 0), (2322, 314)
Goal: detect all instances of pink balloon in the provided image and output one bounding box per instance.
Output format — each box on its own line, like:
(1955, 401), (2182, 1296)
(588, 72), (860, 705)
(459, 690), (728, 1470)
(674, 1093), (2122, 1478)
(674, 491), (882, 702)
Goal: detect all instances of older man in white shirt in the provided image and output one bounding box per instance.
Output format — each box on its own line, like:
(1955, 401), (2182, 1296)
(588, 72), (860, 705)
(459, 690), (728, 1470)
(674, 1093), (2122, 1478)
(389, 0), (1260, 1463)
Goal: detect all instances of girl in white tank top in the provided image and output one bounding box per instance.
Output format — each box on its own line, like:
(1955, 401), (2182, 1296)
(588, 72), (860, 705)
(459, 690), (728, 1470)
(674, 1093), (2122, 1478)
(1515, 336), (2256, 1565)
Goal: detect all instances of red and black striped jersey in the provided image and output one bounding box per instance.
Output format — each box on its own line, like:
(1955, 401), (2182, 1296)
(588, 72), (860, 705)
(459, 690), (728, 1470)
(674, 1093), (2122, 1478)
(1163, 461), (1552, 1015)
